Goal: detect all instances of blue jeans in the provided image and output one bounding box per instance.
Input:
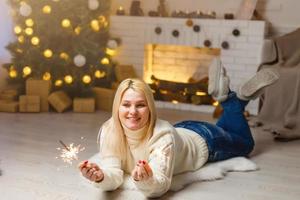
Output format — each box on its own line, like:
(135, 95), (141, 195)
(174, 92), (254, 162)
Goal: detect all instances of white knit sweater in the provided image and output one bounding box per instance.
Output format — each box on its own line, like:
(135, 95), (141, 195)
(89, 119), (208, 198)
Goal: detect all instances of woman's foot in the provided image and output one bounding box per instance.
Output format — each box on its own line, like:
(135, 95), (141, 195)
(208, 57), (230, 102)
(237, 68), (279, 100)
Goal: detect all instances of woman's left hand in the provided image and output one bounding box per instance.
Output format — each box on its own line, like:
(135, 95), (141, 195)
(131, 160), (153, 181)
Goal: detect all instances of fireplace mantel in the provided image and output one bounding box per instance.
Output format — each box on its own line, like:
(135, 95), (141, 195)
(110, 16), (266, 114)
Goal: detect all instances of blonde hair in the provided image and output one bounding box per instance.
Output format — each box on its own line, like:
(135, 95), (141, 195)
(99, 78), (157, 169)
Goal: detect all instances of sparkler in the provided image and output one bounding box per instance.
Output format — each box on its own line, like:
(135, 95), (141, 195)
(57, 140), (85, 165)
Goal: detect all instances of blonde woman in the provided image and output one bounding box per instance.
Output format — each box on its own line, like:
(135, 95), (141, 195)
(79, 58), (279, 198)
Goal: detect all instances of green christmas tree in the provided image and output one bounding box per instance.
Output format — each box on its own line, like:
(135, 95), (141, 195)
(3, 0), (117, 97)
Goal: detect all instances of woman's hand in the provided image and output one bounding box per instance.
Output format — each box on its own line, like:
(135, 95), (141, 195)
(78, 160), (104, 183)
(131, 160), (153, 182)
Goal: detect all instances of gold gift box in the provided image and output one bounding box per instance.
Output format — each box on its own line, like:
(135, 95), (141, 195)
(19, 95), (40, 113)
(48, 91), (72, 113)
(0, 100), (19, 112)
(92, 87), (116, 112)
(73, 98), (95, 113)
(26, 79), (51, 112)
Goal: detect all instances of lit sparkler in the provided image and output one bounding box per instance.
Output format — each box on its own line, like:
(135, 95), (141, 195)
(57, 140), (85, 165)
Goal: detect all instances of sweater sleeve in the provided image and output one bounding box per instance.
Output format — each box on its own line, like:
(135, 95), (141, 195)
(134, 134), (175, 198)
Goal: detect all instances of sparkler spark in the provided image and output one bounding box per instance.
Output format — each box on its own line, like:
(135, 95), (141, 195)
(57, 140), (85, 165)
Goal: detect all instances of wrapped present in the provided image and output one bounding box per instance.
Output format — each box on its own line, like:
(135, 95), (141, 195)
(19, 95), (40, 113)
(48, 91), (72, 113)
(0, 100), (19, 112)
(114, 65), (137, 83)
(73, 98), (95, 113)
(92, 87), (115, 111)
(0, 89), (19, 101)
(26, 79), (51, 112)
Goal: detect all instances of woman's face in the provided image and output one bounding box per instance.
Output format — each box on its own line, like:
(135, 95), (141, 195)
(119, 88), (150, 130)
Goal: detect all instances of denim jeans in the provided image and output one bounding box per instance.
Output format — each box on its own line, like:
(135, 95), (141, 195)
(174, 92), (254, 162)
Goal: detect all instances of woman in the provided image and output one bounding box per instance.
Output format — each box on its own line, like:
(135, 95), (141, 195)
(79, 58), (279, 198)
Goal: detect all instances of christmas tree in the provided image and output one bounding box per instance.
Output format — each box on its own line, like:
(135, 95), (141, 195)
(3, 0), (118, 97)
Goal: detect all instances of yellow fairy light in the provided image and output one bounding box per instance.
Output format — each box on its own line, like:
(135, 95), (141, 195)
(105, 48), (116, 56)
(25, 18), (34, 27)
(101, 57), (110, 65)
(98, 15), (106, 23)
(172, 100), (179, 104)
(43, 72), (51, 80)
(90, 20), (100, 31)
(44, 49), (53, 58)
(82, 75), (91, 84)
(103, 21), (109, 28)
(55, 79), (63, 87)
(14, 26), (22, 34)
(64, 75), (73, 84)
(23, 66), (32, 76)
(42, 5), (52, 14)
(25, 27), (33, 35)
(59, 52), (69, 60)
(196, 91), (207, 96)
(31, 36), (40, 45)
(94, 70), (106, 78)
(74, 26), (81, 35)
(61, 19), (71, 28)
(16, 48), (23, 53)
(213, 101), (219, 106)
(9, 69), (18, 78)
(18, 35), (25, 43)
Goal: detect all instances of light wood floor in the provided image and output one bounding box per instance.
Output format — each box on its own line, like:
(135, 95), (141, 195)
(0, 109), (299, 200)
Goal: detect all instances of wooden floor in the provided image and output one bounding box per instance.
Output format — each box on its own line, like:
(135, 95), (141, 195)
(0, 109), (299, 200)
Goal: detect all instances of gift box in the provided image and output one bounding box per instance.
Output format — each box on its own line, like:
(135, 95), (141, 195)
(26, 79), (51, 112)
(92, 87), (116, 111)
(19, 95), (40, 113)
(0, 100), (19, 112)
(0, 89), (19, 101)
(48, 91), (72, 113)
(73, 98), (95, 113)
(114, 65), (137, 83)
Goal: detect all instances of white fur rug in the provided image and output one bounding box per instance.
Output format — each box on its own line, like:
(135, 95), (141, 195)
(121, 157), (258, 191)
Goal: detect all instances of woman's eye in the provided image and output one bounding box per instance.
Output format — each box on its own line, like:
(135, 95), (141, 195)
(122, 103), (130, 107)
(137, 104), (146, 108)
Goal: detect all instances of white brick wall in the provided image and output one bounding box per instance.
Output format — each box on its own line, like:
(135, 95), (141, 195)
(110, 16), (266, 115)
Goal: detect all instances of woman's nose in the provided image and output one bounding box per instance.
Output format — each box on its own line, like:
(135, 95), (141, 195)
(129, 106), (137, 114)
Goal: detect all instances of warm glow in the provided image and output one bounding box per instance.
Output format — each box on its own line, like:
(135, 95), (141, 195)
(23, 66), (32, 76)
(101, 57), (109, 65)
(9, 69), (18, 78)
(105, 48), (116, 56)
(74, 26), (81, 35)
(42, 5), (52, 14)
(94, 70), (106, 78)
(60, 52), (69, 60)
(90, 20), (100, 31)
(196, 91), (207, 96)
(160, 89), (168, 94)
(43, 72), (51, 80)
(18, 35), (25, 43)
(64, 75), (73, 84)
(25, 18), (34, 27)
(172, 100), (179, 104)
(31, 37), (40, 45)
(14, 26), (22, 34)
(98, 15), (106, 24)
(62, 19), (71, 28)
(55, 79), (63, 87)
(25, 27), (33, 35)
(82, 75), (92, 84)
(213, 101), (219, 106)
(44, 49), (53, 58)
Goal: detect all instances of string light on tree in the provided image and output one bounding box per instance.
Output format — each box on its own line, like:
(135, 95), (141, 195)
(64, 75), (73, 84)
(95, 70), (106, 78)
(74, 26), (81, 35)
(23, 66), (32, 76)
(55, 79), (63, 87)
(9, 67), (17, 78)
(73, 54), (86, 67)
(31, 36), (40, 45)
(90, 19), (100, 31)
(82, 75), (92, 84)
(43, 72), (51, 81)
(44, 49), (53, 58)
(25, 18), (34, 27)
(25, 27), (33, 35)
(18, 35), (25, 43)
(60, 52), (69, 60)
(62, 19), (71, 28)
(106, 48), (116, 56)
(14, 26), (22, 34)
(42, 5), (52, 14)
(101, 57), (110, 65)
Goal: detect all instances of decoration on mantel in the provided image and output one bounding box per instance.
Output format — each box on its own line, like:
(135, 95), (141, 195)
(157, 0), (168, 17)
(204, 40), (212, 47)
(224, 13), (235, 20)
(130, 0), (144, 16)
(172, 30), (180, 37)
(186, 19), (193, 27)
(155, 27), (162, 35)
(221, 41), (230, 50)
(232, 29), (241, 37)
(116, 6), (125, 15)
(193, 25), (201, 32)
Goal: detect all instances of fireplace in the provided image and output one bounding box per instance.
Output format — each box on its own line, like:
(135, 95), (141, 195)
(110, 16), (266, 114)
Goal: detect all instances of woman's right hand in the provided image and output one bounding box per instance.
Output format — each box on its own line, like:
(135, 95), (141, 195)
(78, 161), (104, 183)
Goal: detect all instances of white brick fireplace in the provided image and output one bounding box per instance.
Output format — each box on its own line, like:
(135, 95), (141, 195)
(110, 16), (266, 115)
